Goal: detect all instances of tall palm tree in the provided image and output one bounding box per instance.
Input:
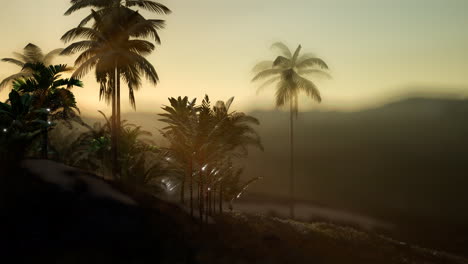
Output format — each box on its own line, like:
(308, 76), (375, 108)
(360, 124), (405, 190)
(0, 43), (63, 89)
(61, 5), (167, 178)
(252, 42), (330, 219)
(12, 62), (83, 158)
(63, 0), (170, 125)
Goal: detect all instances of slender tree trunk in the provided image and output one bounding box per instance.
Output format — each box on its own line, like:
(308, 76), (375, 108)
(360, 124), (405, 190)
(289, 97), (295, 219)
(180, 175), (185, 204)
(199, 169), (204, 222)
(189, 158), (193, 218)
(219, 182), (223, 213)
(213, 184), (217, 214)
(111, 70), (118, 180)
(207, 173), (212, 216)
(205, 187), (208, 218)
(41, 127), (48, 159)
(116, 67), (121, 179)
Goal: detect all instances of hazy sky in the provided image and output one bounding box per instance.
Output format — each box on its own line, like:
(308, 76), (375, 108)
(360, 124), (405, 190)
(0, 0), (467, 116)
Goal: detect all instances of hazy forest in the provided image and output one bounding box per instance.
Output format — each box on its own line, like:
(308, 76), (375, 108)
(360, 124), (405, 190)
(1, 1), (467, 263)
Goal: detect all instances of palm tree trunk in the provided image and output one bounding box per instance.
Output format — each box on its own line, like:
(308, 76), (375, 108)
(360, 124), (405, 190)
(111, 69), (118, 180)
(180, 175), (185, 204)
(213, 185), (217, 214)
(116, 67), (121, 179)
(207, 173), (212, 216)
(289, 97), (295, 219)
(189, 158), (193, 218)
(206, 187), (210, 216)
(41, 108), (49, 159)
(199, 169), (204, 222)
(219, 182), (223, 213)
(41, 127), (48, 159)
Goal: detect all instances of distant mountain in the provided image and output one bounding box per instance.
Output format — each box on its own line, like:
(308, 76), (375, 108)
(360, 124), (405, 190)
(83, 97), (468, 222)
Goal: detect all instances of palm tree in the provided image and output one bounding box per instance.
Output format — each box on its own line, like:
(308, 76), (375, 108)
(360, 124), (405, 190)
(252, 42), (330, 219)
(0, 43), (63, 89)
(63, 0), (170, 132)
(0, 90), (48, 186)
(12, 62), (83, 158)
(207, 98), (263, 214)
(61, 4), (167, 178)
(159, 96), (199, 217)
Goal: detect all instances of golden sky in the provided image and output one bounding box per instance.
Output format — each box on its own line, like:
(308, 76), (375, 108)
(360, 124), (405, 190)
(1, 0), (468, 116)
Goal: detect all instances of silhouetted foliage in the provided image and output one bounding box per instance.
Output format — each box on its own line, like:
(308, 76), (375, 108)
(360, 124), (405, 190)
(62, 0), (170, 179)
(12, 62), (83, 158)
(0, 43), (63, 89)
(66, 111), (174, 193)
(159, 95), (263, 220)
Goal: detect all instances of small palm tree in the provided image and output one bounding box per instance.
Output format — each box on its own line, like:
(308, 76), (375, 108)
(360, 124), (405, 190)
(13, 62), (83, 158)
(159, 96), (199, 216)
(0, 43), (63, 90)
(0, 90), (49, 165)
(252, 42), (330, 219)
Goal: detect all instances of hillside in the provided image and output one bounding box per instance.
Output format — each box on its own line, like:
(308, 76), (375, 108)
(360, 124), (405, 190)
(1, 159), (467, 264)
(87, 96), (468, 255)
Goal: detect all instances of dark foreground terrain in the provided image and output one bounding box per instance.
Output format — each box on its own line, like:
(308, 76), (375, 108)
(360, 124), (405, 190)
(0, 160), (466, 264)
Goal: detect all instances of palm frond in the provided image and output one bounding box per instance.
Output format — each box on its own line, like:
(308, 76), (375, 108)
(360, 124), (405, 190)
(123, 39), (155, 55)
(23, 43), (44, 62)
(61, 27), (106, 43)
(125, 0), (171, 14)
(126, 19), (165, 44)
(43, 48), (64, 65)
(275, 80), (293, 107)
(297, 69), (331, 79)
(296, 57), (329, 70)
(12, 52), (28, 63)
(273, 56), (291, 68)
(271, 42), (292, 58)
(0, 73), (32, 90)
(291, 44), (302, 64)
(71, 55), (101, 79)
(1, 58), (25, 67)
(121, 52), (158, 85)
(64, 0), (109, 15)
(251, 68), (282, 82)
(61, 41), (97, 56)
(293, 73), (322, 102)
(225, 97), (234, 111)
(256, 76), (280, 94)
(252, 60), (273, 73)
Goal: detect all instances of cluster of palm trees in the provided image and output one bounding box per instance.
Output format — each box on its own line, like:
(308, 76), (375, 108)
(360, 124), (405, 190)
(159, 95), (263, 221)
(60, 110), (174, 193)
(0, 44), (83, 159)
(0, 0), (331, 221)
(61, 0), (171, 179)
